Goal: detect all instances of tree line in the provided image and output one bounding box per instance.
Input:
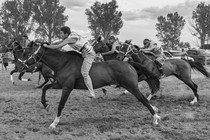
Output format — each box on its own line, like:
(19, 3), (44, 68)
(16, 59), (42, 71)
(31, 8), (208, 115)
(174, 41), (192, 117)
(0, 0), (210, 50)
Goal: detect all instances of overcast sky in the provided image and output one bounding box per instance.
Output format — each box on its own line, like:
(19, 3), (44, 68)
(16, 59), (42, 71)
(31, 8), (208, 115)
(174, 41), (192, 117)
(58, 0), (210, 47)
(1, 0), (209, 47)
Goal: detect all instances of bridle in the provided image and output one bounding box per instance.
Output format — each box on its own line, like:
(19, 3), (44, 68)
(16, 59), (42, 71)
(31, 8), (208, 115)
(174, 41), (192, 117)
(118, 43), (137, 58)
(6, 40), (25, 52)
(18, 42), (45, 70)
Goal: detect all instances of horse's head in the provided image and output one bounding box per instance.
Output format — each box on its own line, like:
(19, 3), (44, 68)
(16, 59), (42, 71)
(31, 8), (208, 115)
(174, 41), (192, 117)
(18, 41), (45, 70)
(6, 39), (23, 52)
(117, 43), (136, 61)
(92, 37), (109, 53)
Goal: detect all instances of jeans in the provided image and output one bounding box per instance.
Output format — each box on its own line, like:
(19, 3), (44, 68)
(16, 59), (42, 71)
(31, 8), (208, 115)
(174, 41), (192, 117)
(81, 51), (96, 96)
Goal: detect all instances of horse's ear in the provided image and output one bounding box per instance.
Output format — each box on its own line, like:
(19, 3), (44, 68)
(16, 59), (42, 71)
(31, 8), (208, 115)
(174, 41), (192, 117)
(97, 36), (102, 42)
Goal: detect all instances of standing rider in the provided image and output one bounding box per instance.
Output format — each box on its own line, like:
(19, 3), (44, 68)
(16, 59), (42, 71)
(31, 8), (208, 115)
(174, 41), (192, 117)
(43, 26), (96, 99)
(141, 39), (165, 76)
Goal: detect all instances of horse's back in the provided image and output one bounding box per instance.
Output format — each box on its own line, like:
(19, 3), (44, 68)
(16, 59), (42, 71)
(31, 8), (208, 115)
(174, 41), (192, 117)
(91, 60), (137, 79)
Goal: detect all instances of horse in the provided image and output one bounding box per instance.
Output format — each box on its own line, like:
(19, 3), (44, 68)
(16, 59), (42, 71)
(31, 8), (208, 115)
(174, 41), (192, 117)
(21, 41), (161, 128)
(6, 40), (54, 88)
(93, 39), (160, 96)
(117, 43), (210, 105)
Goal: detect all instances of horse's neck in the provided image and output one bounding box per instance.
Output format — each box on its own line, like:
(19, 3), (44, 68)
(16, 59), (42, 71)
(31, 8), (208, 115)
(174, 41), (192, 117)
(133, 51), (152, 64)
(40, 50), (82, 72)
(143, 53), (156, 61)
(13, 50), (23, 60)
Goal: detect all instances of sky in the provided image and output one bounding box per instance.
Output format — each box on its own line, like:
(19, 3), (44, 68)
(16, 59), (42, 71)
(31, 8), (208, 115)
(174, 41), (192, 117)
(0, 0), (210, 47)
(58, 0), (210, 47)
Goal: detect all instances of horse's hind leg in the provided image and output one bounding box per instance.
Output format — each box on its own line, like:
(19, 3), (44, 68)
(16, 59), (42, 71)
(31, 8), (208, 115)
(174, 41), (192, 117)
(175, 75), (198, 105)
(124, 85), (161, 125)
(18, 72), (31, 81)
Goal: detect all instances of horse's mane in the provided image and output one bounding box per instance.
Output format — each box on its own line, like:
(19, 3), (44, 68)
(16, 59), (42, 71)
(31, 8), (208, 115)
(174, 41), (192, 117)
(64, 50), (83, 58)
(30, 41), (83, 59)
(45, 47), (83, 59)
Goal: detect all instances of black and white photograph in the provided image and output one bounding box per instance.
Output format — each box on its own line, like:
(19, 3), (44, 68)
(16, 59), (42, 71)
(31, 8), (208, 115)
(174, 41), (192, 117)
(0, 0), (210, 139)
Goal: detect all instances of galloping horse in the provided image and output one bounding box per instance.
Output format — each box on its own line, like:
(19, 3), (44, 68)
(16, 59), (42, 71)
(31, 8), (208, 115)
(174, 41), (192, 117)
(117, 43), (209, 105)
(93, 39), (160, 96)
(6, 40), (54, 88)
(21, 41), (161, 128)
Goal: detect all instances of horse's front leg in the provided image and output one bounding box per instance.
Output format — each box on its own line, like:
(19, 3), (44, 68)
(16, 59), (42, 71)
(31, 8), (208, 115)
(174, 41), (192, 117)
(18, 72), (31, 81)
(10, 69), (18, 84)
(41, 82), (61, 110)
(49, 85), (73, 129)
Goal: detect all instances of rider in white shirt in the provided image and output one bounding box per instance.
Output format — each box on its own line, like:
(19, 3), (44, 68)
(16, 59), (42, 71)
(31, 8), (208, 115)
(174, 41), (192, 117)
(141, 39), (165, 75)
(43, 26), (96, 99)
(101, 36), (121, 56)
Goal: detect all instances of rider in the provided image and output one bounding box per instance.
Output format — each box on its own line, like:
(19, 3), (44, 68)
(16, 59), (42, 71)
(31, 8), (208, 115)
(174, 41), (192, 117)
(101, 35), (121, 56)
(22, 34), (30, 49)
(22, 34), (32, 57)
(141, 39), (165, 76)
(43, 26), (96, 99)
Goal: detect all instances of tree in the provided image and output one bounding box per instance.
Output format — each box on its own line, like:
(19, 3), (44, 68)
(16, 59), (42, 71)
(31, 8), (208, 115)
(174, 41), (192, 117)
(85, 0), (123, 41)
(189, 2), (210, 47)
(178, 42), (191, 49)
(0, 0), (34, 43)
(32, 0), (68, 43)
(156, 12), (185, 50)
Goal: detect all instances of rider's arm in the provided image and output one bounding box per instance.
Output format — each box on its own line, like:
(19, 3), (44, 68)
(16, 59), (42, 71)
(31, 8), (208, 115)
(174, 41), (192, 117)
(142, 41), (156, 51)
(101, 50), (115, 55)
(51, 40), (63, 45)
(44, 37), (78, 49)
(101, 43), (119, 55)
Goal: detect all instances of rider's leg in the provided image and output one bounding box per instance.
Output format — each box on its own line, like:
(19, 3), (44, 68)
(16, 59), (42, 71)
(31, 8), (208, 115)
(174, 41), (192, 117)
(81, 54), (96, 98)
(154, 59), (163, 75)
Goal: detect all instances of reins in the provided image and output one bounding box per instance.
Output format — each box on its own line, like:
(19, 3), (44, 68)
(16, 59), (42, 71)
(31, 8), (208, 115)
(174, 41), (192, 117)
(119, 43), (137, 57)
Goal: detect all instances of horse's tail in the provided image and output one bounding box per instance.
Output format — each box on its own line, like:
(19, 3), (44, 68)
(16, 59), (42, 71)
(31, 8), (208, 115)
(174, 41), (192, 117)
(185, 60), (209, 77)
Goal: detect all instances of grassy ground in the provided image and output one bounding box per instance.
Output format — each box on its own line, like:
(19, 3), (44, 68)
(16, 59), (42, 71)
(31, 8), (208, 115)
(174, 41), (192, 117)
(0, 64), (209, 140)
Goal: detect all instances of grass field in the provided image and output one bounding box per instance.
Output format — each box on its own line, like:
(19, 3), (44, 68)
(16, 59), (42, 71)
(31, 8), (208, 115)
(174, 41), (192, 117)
(0, 63), (210, 140)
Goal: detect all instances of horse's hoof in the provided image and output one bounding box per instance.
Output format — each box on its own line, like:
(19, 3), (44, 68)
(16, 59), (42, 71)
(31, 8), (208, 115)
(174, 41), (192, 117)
(190, 102), (197, 106)
(49, 124), (56, 129)
(120, 92), (126, 96)
(46, 105), (50, 112)
(36, 85), (42, 88)
(153, 114), (161, 125)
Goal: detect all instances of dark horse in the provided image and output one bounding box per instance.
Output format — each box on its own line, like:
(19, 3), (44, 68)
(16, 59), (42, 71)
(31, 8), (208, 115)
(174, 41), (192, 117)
(6, 40), (54, 88)
(117, 43), (210, 105)
(22, 41), (161, 128)
(93, 39), (160, 96)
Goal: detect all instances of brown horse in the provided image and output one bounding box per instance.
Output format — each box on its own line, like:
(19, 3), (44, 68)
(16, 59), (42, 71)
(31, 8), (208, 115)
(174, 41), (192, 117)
(117, 43), (210, 105)
(21, 41), (161, 128)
